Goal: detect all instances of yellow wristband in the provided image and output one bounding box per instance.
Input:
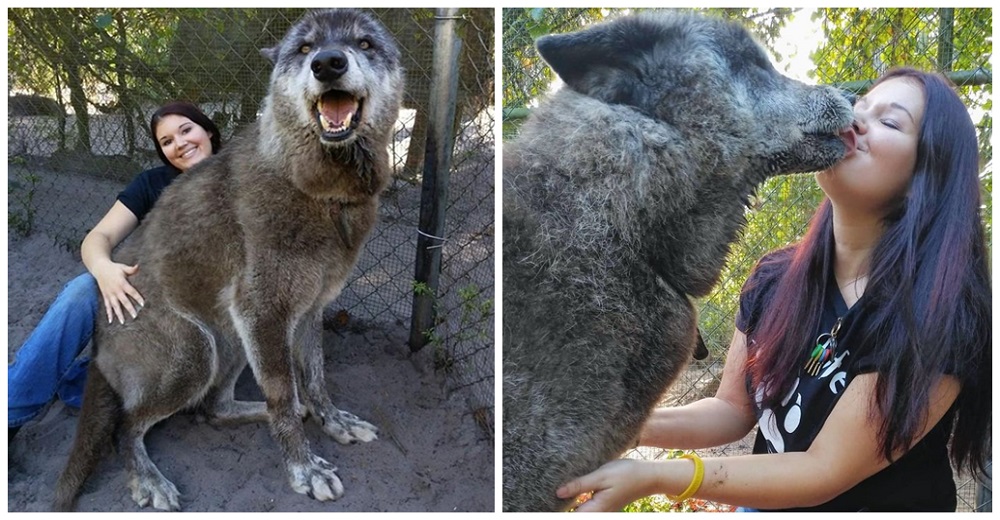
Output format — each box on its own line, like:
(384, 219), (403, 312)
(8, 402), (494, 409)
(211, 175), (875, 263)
(667, 453), (704, 502)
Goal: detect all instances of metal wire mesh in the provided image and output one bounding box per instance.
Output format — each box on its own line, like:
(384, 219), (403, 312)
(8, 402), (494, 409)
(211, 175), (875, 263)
(502, 7), (991, 511)
(7, 7), (494, 437)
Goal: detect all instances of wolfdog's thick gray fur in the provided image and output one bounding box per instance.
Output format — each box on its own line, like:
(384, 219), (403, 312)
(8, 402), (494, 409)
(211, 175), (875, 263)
(53, 8), (403, 511)
(502, 11), (854, 511)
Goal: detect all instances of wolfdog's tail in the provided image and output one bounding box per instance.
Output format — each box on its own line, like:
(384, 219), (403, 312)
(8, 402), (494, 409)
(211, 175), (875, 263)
(52, 362), (122, 511)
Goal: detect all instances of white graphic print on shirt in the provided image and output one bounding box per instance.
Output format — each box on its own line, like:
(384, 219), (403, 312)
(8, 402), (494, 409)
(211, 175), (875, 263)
(756, 350), (851, 454)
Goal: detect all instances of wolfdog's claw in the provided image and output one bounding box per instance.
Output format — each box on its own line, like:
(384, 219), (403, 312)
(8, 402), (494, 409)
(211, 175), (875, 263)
(321, 410), (379, 444)
(128, 472), (181, 511)
(288, 454), (344, 502)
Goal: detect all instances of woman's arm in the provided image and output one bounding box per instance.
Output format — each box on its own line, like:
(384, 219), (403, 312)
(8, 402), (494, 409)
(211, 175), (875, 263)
(559, 373), (960, 511)
(80, 200), (143, 325)
(638, 329), (757, 450)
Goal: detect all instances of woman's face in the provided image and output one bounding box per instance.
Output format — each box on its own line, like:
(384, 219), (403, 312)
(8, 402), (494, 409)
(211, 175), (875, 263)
(817, 77), (926, 217)
(155, 114), (214, 172)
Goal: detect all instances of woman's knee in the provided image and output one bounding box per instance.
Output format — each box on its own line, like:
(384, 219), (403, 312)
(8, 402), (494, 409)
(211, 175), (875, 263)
(55, 274), (100, 310)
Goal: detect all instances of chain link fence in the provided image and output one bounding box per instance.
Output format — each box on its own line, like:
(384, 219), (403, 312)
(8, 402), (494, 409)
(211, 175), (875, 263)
(7, 8), (494, 437)
(503, 7), (991, 511)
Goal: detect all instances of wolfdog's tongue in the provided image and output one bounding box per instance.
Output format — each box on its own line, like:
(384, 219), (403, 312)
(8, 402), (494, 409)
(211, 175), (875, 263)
(319, 91), (358, 128)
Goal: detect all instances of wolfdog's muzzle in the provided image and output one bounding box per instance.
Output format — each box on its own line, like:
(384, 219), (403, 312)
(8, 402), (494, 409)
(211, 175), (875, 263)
(312, 50), (363, 142)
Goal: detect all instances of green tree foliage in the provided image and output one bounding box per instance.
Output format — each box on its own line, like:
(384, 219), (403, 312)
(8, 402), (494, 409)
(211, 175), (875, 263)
(812, 9), (991, 161)
(10, 9), (103, 152)
(10, 9), (188, 154)
(167, 9), (305, 131)
(811, 8), (991, 242)
(7, 8), (309, 154)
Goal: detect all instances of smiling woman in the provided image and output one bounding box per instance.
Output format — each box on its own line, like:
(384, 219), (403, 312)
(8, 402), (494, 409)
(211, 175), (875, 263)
(150, 101), (223, 172)
(155, 115), (215, 172)
(7, 101), (222, 438)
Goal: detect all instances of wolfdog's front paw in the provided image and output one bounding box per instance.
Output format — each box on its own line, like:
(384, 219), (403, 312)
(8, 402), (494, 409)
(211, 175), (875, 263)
(128, 470), (181, 511)
(288, 454), (344, 501)
(321, 410), (379, 444)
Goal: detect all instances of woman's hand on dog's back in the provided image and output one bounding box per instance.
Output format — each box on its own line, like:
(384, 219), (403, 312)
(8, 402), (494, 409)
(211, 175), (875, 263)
(81, 200), (145, 325)
(91, 261), (144, 325)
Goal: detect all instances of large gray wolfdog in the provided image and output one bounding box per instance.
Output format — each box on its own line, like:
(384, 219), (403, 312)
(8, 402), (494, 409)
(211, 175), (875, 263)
(53, 9), (403, 511)
(503, 11), (854, 511)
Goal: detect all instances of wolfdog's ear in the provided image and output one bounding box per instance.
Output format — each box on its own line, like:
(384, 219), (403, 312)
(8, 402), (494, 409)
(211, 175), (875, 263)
(260, 46), (278, 64)
(536, 34), (596, 90)
(536, 27), (618, 92)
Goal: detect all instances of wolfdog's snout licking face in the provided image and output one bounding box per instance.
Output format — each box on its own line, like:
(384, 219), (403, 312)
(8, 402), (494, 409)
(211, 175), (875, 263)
(262, 10), (403, 147)
(502, 11), (854, 512)
(531, 12), (855, 181)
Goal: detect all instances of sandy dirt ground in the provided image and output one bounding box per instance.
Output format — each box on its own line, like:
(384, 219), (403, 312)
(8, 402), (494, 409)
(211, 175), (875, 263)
(6, 226), (495, 512)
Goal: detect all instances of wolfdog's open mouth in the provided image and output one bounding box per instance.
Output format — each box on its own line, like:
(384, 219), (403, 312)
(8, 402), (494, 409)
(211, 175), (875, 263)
(316, 90), (363, 142)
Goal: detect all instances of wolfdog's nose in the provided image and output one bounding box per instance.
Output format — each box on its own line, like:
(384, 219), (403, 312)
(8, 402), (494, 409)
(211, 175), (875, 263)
(311, 50), (349, 82)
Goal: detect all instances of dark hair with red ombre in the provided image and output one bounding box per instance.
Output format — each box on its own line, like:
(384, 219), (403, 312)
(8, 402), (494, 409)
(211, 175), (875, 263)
(745, 68), (991, 477)
(149, 101), (222, 169)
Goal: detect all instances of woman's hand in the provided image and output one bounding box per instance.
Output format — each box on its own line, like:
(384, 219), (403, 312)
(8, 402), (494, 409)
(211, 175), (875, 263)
(80, 200), (143, 324)
(92, 260), (144, 325)
(556, 459), (668, 512)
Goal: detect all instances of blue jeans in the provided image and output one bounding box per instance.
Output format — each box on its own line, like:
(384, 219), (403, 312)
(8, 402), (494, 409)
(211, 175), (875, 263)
(8, 273), (99, 427)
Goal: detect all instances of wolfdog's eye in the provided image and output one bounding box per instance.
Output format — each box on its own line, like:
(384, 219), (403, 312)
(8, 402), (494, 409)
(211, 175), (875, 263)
(299, 44), (311, 54)
(358, 39), (372, 50)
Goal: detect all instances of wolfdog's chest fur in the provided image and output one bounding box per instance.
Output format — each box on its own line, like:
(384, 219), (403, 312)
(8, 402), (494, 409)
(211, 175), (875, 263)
(132, 141), (378, 327)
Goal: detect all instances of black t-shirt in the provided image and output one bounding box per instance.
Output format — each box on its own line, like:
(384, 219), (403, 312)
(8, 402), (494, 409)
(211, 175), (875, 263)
(735, 250), (957, 512)
(116, 165), (181, 222)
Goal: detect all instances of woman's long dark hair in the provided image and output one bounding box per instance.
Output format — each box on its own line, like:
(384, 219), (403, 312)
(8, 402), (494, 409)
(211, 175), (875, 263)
(149, 101), (222, 168)
(746, 68), (991, 478)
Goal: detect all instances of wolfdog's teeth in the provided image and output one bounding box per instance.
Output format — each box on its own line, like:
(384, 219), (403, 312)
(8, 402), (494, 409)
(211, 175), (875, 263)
(317, 109), (356, 134)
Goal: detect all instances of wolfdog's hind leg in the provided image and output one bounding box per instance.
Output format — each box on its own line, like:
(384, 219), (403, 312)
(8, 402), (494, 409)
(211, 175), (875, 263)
(295, 314), (378, 444)
(201, 334), (269, 425)
(117, 315), (215, 510)
(203, 392), (269, 425)
(121, 416), (181, 511)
